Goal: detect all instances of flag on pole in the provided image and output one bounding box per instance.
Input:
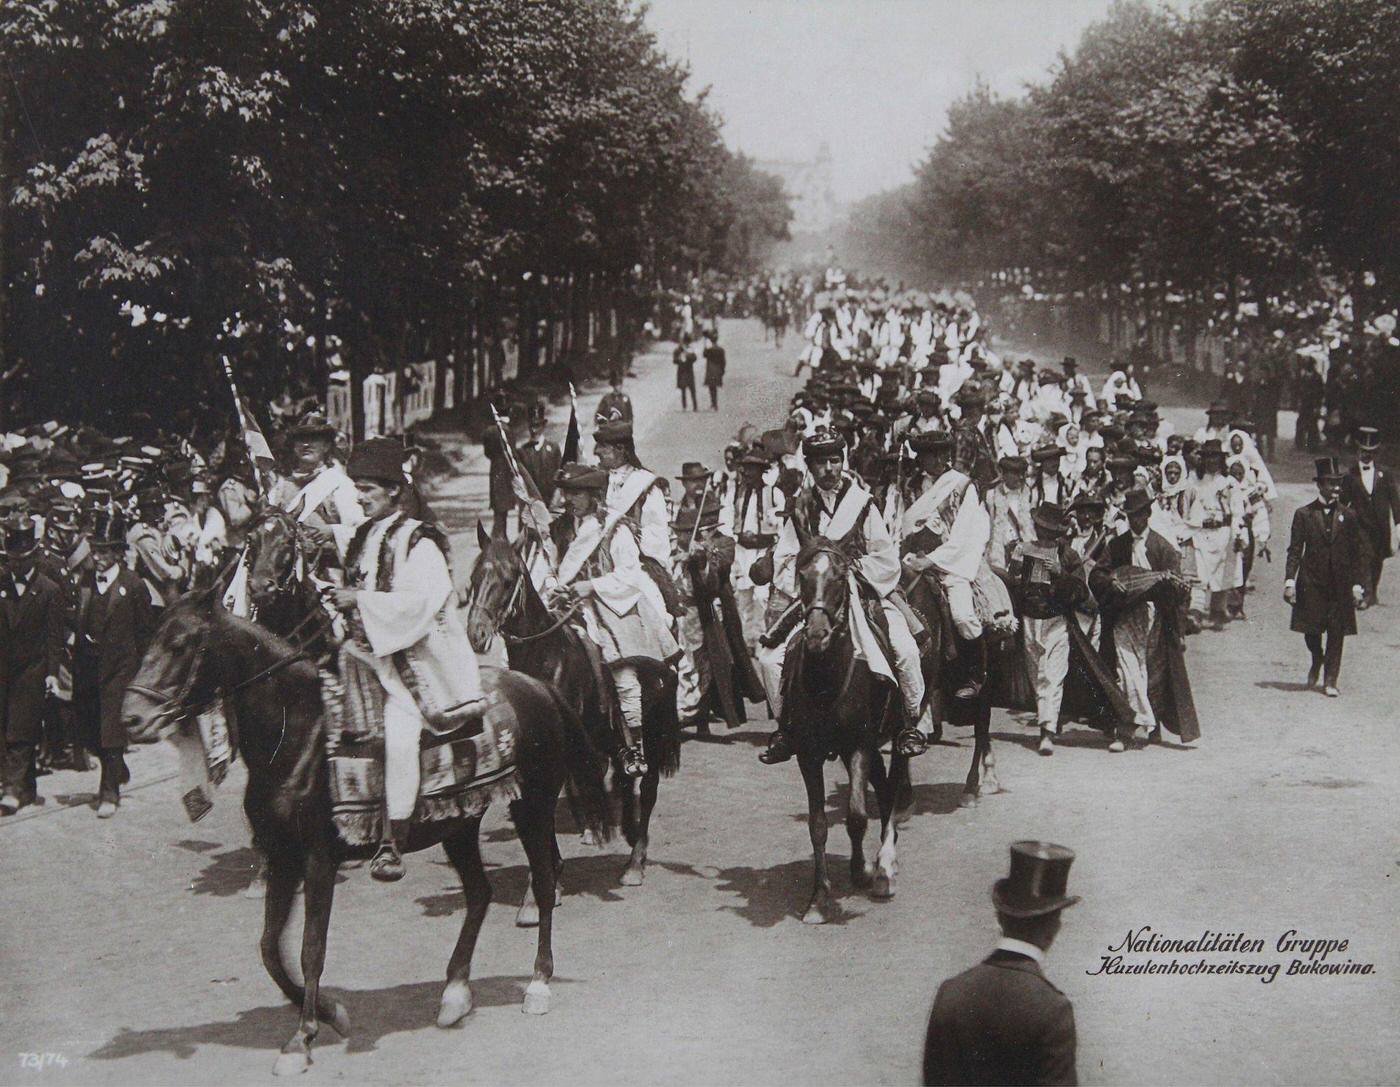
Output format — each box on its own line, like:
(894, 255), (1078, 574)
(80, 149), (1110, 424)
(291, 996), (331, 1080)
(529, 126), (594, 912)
(221, 356), (274, 494)
(491, 404), (553, 544)
(562, 382), (581, 465)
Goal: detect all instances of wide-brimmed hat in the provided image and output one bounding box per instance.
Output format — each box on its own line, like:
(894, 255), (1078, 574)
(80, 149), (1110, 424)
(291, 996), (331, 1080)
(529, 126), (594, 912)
(909, 429), (954, 454)
(594, 417), (633, 446)
(1031, 445), (1064, 464)
(991, 841), (1081, 919)
(1357, 426), (1380, 451)
(1032, 502), (1067, 536)
(998, 455), (1028, 475)
(915, 388), (942, 406)
(1122, 488), (1153, 516)
(1069, 491), (1106, 513)
(346, 438), (406, 487)
(675, 462), (711, 482)
(740, 449), (770, 468)
(555, 463), (609, 493)
(287, 411), (338, 440)
(1314, 456), (1344, 480)
(1205, 400), (1234, 417)
(1198, 438), (1226, 461)
(802, 427), (846, 459)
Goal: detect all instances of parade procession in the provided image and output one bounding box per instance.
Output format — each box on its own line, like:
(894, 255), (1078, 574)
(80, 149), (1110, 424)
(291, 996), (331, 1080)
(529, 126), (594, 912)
(3, 2), (1399, 1086)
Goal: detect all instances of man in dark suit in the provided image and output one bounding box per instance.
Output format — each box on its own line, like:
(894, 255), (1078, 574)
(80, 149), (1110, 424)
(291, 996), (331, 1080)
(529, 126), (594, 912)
(674, 335), (699, 412)
(702, 328), (726, 411)
(923, 841), (1080, 1086)
(0, 518), (65, 814)
(597, 372), (633, 425)
(74, 509), (157, 818)
(1285, 457), (1367, 697)
(516, 399), (562, 510)
(1340, 427), (1399, 608)
(481, 400), (517, 539)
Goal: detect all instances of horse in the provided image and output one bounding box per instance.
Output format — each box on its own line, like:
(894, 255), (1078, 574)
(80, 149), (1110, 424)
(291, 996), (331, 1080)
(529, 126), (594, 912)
(464, 524), (681, 887)
(784, 535), (906, 924)
(122, 596), (611, 1076)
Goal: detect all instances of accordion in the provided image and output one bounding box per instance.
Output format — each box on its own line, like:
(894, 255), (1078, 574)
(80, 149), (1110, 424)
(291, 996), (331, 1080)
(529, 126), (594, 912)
(1018, 542), (1063, 619)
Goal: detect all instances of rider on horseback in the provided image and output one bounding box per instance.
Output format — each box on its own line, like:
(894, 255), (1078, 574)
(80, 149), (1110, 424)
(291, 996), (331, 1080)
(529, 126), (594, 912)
(326, 439), (486, 882)
(758, 427), (931, 764)
(900, 429), (993, 700)
(546, 464), (681, 778)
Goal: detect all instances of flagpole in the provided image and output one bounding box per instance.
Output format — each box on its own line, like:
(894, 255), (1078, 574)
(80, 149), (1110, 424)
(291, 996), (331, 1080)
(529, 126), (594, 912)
(222, 355), (267, 497)
(687, 474), (712, 552)
(491, 403), (557, 575)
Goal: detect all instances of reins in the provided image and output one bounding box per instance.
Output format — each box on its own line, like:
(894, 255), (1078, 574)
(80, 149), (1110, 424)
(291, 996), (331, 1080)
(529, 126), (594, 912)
(468, 552), (582, 646)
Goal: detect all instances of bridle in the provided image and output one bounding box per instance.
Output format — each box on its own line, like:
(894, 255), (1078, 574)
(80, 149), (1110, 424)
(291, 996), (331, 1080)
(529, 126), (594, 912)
(799, 539), (853, 635)
(466, 549), (582, 646)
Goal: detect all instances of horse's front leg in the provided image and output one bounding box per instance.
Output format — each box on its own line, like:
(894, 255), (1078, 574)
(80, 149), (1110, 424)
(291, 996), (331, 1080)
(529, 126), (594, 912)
(273, 847), (339, 1076)
(799, 757), (833, 924)
(438, 820), (491, 1028)
(870, 750), (901, 900)
(844, 748), (874, 890)
(620, 764), (658, 886)
(514, 797), (559, 1014)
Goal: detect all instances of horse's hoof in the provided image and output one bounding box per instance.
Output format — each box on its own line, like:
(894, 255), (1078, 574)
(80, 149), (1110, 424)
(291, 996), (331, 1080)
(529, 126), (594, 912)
(437, 981), (473, 1027)
(327, 1003), (351, 1037)
(801, 906), (831, 925)
(272, 1050), (310, 1076)
(872, 874), (896, 900)
(243, 877), (267, 901)
(521, 980), (551, 1015)
(515, 901), (540, 928)
(850, 863), (874, 890)
(579, 827), (598, 847)
(619, 865), (644, 887)
(959, 791), (978, 808)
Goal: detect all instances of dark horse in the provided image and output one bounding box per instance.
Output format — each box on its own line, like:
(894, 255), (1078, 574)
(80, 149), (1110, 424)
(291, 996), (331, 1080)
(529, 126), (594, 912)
(122, 597), (611, 1076)
(786, 536), (907, 924)
(464, 525), (681, 887)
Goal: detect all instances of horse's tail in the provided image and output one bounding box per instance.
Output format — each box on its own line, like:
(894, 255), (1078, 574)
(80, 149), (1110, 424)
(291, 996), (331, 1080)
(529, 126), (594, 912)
(550, 684), (614, 844)
(642, 663), (682, 778)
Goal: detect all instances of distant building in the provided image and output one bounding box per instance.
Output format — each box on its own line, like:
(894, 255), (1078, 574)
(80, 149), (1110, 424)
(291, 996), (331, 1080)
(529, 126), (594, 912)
(758, 142), (841, 235)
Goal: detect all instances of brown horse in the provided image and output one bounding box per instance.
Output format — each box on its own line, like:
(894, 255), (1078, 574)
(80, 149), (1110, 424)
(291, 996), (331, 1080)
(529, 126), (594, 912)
(464, 525), (680, 887)
(122, 597), (611, 1076)
(785, 537), (906, 924)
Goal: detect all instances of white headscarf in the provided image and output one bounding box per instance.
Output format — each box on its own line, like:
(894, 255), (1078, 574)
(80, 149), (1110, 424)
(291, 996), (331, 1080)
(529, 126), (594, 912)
(1227, 429), (1277, 500)
(1158, 454), (1189, 497)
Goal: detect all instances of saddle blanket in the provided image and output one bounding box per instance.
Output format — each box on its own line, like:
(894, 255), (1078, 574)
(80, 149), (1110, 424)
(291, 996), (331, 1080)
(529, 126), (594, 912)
(326, 654), (520, 847)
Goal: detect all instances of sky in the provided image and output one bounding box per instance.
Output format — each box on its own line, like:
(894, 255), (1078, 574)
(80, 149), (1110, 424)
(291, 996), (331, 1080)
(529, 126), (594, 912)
(642, 0), (1120, 203)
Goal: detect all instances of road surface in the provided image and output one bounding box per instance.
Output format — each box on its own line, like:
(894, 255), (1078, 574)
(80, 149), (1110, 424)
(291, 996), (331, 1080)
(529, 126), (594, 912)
(2, 319), (1397, 1085)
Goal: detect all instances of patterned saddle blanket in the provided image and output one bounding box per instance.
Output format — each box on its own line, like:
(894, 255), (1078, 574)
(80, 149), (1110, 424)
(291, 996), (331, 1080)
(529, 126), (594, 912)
(323, 651), (520, 848)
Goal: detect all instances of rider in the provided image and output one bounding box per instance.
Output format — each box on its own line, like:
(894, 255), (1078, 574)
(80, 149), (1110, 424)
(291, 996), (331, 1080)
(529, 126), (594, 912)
(327, 438), (485, 883)
(900, 429), (992, 699)
(545, 463), (681, 778)
(758, 427), (931, 764)
(271, 412), (363, 530)
(593, 415), (681, 618)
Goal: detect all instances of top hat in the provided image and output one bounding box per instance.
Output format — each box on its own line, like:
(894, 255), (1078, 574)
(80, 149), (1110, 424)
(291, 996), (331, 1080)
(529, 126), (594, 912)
(88, 507), (129, 548)
(555, 463), (609, 493)
(675, 462), (712, 482)
(1314, 456), (1344, 480)
(346, 438), (406, 487)
(1122, 488), (1153, 516)
(991, 841), (1081, 918)
(1357, 426), (1380, 451)
(1032, 503), (1067, 536)
(802, 427), (846, 459)
(287, 411), (338, 440)
(527, 399), (547, 426)
(2, 517), (39, 555)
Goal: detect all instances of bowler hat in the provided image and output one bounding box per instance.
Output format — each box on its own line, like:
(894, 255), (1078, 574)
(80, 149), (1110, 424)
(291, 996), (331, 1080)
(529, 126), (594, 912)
(1314, 456), (1344, 480)
(740, 449), (770, 468)
(992, 841), (1081, 918)
(346, 438), (406, 487)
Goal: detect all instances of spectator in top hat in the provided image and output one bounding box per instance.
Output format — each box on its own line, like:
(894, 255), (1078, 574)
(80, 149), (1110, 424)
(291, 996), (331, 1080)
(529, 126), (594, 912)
(702, 328), (727, 411)
(0, 517), (66, 815)
(1285, 457), (1367, 696)
(923, 841), (1080, 1086)
(1340, 427), (1399, 608)
(516, 399), (563, 508)
(674, 334), (699, 412)
(481, 398), (517, 539)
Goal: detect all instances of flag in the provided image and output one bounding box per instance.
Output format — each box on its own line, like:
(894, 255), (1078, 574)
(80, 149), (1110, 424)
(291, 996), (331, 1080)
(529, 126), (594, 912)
(491, 405), (553, 540)
(222, 356), (274, 495)
(562, 382), (581, 465)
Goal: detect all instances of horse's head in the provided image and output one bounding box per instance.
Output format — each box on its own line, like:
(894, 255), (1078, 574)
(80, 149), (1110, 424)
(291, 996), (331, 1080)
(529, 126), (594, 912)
(245, 506), (305, 611)
(797, 537), (852, 655)
(123, 594), (219, 744)
(465, 521), (526, 653)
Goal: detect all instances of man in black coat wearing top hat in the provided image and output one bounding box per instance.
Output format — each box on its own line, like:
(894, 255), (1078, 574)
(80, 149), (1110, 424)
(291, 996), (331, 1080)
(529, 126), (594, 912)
(0, 518), (66, 814)
(923, 841), (1080, 1086)
(516, 398), (563, 508)
(1340, 426), (1399, 608)
(1285, 457), (1367, 697)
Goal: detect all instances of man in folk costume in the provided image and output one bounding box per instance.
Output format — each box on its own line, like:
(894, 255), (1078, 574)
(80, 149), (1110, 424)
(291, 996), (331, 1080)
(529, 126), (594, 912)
(900, 429), (997, 700)
(1285, 457), (1367, 697)
(987, 455), (1032, 568)
(271, 412), (362, 529)
(758, 427), (931, 764)
(1061, 356), (1096, 410)
(728, 449), (780, 651)
(672, 492), (764, 733)
(0, 518), (66, 814)
(515, 398), (563, 509)
(1192, 401), (1235, 446)
(1186, 440), (1247, 630)
(1340, 426), (1400, 608)
(73, 508), (157, 818)
(1099, 489), (1199, 746)
(1029, 445), (1071, 507)
(546, 464), (680, 778)
(593, 415), (682, 620)
(327, 439), (486, 881)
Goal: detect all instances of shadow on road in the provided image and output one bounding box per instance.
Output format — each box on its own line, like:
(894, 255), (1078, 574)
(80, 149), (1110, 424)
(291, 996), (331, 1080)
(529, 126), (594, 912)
(711, 856), (872, 928)
(86, 975), (577, 1063)
(188, 846), (263, 896)
(1255, 679), (1314, 693)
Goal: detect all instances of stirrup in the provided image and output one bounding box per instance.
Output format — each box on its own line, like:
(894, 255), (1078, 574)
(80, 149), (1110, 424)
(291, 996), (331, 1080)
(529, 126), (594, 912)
(620, 745), (649, 779)
(954, 679), (983, 700)
(370, 843), (405, 882)
(894, 728), (928, 758)
(758, 731), (794, 764)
